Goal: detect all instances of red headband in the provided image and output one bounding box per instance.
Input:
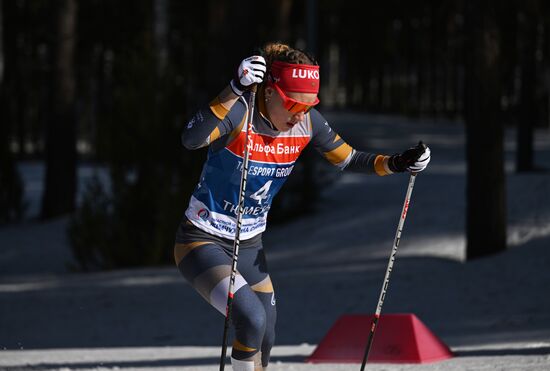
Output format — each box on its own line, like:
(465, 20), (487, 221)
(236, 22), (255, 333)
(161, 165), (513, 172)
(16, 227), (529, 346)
(269, 61), (320, 94)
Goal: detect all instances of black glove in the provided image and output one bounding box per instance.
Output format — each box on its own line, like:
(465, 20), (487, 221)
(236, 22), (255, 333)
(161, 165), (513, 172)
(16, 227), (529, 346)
(388, 141), (431, 173)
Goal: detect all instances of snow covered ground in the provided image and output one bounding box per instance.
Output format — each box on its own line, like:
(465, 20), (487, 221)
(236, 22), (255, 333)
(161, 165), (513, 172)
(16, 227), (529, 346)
(1, 113), (550, 370)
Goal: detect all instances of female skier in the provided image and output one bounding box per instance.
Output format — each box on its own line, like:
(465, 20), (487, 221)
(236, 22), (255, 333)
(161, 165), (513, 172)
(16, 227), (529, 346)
(175, 42), (430, 371)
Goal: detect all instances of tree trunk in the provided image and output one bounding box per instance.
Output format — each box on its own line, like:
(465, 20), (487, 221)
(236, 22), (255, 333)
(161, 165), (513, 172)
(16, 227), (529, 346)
(517, 0), (539, 172)
(0, 0), (24, 222)
(153, 0), (169, 78)
(464, 0), (507, 260)
(306, 0), (317, 56)
(41, 0), (77, 219)
(0, 0), (3, 86)
(429, 0), (438, 115)
(274, 0), (292, 42)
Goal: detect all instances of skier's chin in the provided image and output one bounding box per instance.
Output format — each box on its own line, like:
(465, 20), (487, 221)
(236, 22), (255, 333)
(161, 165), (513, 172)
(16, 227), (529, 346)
(285, 121), (297, 130)
(273, 121), (294, 131)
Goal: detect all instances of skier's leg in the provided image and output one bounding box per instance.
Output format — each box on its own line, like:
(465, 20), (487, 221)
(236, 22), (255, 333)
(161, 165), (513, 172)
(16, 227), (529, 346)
(237, 247), (276, 368)
(251, 277), (276, 367)
(175, 242), (265, 370)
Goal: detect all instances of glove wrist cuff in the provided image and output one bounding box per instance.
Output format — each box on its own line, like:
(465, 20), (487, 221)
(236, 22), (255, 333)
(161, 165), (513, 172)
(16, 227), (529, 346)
(388, 154), (406, 173)
(230, 79), (244, 96)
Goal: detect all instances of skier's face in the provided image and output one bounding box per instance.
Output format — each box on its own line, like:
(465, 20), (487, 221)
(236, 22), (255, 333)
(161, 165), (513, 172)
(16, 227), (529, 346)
(264, 86), (318, 131)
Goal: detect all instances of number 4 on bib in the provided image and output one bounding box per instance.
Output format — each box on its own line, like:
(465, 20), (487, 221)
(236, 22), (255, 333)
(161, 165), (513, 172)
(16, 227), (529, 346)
(250, 180), (272, 205)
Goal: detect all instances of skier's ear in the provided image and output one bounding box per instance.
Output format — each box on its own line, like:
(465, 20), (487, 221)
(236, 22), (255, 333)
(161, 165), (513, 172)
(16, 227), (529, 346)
(264, 86), (274, 99)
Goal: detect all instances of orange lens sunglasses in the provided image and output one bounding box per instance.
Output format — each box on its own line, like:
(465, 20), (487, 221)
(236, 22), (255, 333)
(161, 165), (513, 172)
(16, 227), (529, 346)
(271, 83), (320, 114)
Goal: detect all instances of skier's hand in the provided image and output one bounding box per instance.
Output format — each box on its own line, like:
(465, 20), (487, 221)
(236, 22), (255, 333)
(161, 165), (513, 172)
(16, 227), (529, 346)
(230, 55), (267, 96)
(389, 141), (431, 173)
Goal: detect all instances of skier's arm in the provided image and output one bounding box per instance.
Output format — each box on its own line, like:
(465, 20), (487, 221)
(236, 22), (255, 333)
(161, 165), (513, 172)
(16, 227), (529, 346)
(309, 110), (431, 174)
(309, 109), (393, 175)
(181, 86), (247, 150)
(182, 55), (266, 150)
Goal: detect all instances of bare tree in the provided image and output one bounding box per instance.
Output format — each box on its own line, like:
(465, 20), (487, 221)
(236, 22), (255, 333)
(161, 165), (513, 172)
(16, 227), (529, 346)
(0, 0), (3, 85)
(41, 0), (78, 219)
(517, 0), (539, 172)
(0, 0), (24, 223)
(464, 0), (507, 259)
(153, 0), (169, 78)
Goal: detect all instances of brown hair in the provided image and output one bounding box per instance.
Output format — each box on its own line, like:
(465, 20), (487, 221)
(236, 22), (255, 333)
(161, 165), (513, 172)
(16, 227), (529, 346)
(261, 42), (318, 70)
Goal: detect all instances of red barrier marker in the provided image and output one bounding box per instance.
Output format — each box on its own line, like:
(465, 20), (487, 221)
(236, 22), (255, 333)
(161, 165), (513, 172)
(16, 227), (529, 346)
(307, 314), (453, 364)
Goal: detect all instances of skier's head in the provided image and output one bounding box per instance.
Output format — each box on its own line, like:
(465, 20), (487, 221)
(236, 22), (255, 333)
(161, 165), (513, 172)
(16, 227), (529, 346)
(259, 42), (320, 131)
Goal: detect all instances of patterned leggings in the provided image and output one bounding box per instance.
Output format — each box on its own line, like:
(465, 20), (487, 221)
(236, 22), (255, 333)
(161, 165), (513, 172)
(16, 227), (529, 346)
(174, 221), (276, 369)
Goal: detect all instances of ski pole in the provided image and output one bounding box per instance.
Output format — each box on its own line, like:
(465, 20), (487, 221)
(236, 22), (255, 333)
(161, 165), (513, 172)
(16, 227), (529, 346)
(360, 172), (417, 371)
(219, 85), (257, 371)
